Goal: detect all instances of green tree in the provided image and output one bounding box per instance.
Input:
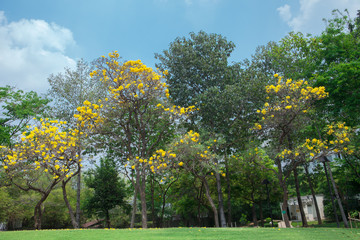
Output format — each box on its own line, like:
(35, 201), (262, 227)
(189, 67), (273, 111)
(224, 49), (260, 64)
(156, 31), (242, 227)
(0, 185), (38, 230)
(84, 157), (128, 228)
(268, 32), (321, 81)
(315, 10), (360, 126)
(0, 86), (49, 146)
(312, 10), (360, 227)
(231, 146), (278, 227)
(163, 172), (210, 227)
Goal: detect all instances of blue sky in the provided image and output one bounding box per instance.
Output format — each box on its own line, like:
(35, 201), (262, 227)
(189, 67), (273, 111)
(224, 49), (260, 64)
(1, 0), (359, 93)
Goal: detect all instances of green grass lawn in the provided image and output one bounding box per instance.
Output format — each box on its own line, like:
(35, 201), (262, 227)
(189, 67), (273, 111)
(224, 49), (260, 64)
(1, 227), (360, 240)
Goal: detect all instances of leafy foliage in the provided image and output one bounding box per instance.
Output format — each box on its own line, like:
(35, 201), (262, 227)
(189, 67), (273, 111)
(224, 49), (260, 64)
(155, 31), (236, 108)
(0, 86), (49, 146)
(84, 157), (128, 227)
(315, 10), (360, 126)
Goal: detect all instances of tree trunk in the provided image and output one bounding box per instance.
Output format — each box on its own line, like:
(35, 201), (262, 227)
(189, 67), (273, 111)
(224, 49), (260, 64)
(251, 202), (258, 226)
(159, 178), (178, 228)
(202, 177), (219, 227)
(304, 165), (322, 224)
(326, 161), (349, 228)
(280, 189), (291, 228)
(259, 201), (264, 227)
(62, 181), (78, 228)
(34, 204), (42, 230)
(130, 186), (138, 228)
(225, 158), (232, 226)
(293, 167), (308, 227)
(277, 159), (291, 228)
(197, 182), (204, 226)
(105, 209), (110, 228)
(34, 192), (51, 230)
(76, 163), (81, 228)
(323, 161), (340, 227)
(160, 191), (166, 227)
(140, 190), (148, 228)
(215, 170), (227, 227)
(139, 171), (148, 228)
(150, 175), (157, 227)
(14, 179), (59, 230)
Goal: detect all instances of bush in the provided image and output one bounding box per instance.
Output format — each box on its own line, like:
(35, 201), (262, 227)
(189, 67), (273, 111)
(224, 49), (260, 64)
(350, 210), (359, 219)
(239, 214), (250, 226)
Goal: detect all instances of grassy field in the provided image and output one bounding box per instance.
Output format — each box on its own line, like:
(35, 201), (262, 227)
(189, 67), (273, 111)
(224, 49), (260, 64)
(1, 227), (360, 240)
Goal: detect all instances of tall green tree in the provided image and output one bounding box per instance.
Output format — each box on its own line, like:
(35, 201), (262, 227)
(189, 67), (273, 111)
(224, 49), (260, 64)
(312, 10), (360, 227)
(84, 157), (128, 228)
(231, 147), (278, 227)
(156, 31), (242, 227)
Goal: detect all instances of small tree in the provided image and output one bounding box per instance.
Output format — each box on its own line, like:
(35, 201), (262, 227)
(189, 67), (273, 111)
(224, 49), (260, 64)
(231, 146), (278, 227)
(156, 31), (241, 227)
(1, 118), (81, 229)
(84, 157), (128, 228)
(151, 131), (223, 227)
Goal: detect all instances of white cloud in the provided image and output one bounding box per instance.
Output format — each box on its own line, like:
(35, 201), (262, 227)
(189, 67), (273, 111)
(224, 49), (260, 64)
(0, 11), (76, 94)
(277, 4), (292, 22)
(277, 0), (360, 34)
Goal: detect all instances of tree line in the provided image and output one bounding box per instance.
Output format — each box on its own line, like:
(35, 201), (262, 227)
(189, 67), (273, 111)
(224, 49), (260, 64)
(0, 9), (359, 230)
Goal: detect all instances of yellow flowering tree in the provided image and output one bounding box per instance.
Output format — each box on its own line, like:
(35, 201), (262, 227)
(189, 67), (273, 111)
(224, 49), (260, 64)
(147, 131), (224, 227)
(74, 51), (195, 228)
(277, 122), (356, 228)
(253, 74), (328, 228)
(278, 122), (354, 161)
(0, 118), (81, 229)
